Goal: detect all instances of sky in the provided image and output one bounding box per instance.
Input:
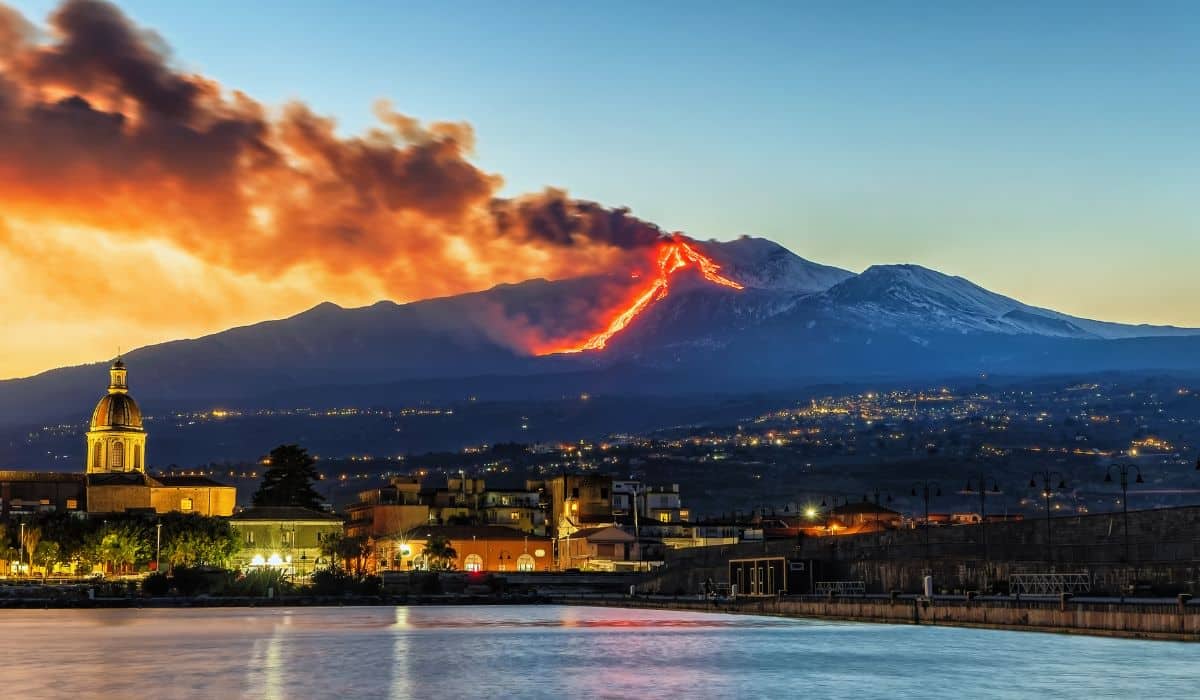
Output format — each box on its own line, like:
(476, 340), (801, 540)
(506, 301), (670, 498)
(1, 0), (1198, 379)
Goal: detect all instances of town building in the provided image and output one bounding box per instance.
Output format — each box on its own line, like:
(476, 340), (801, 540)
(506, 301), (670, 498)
(228, 506), (344, 579)
(396, 524), (552, 572)
(84, 359), (235, 515)
(0, 471), (85, 519)
(0, 359), (235, 518)
(346, 476), (429, 540)
(559, 525), (640, 571)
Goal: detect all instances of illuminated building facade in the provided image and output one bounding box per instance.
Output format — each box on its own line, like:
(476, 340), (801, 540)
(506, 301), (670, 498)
(83, 358), (235, 515)
(229, 506), (344, 578)
(85, 359), (146, 474)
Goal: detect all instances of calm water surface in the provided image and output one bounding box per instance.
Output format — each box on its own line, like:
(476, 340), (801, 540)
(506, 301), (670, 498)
(0, 605), (1195, 698)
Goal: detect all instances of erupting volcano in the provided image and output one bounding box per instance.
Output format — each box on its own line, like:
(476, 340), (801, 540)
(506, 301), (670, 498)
(537, 236), (744, 355)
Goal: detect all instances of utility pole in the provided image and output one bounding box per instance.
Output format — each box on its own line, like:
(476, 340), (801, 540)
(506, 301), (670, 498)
(1029, 470), (1068, 564)
(961, 474), (1002, 561)
(1105, 463), (1143, 566)
(910, 481), (942, 568)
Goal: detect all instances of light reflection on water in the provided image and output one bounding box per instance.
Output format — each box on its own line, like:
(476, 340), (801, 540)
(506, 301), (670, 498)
(0, 605), (1195, 699)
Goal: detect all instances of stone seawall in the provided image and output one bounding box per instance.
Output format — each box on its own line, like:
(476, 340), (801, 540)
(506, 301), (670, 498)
(567, 595), (1200, 642)
(647, 505), (1200, 596)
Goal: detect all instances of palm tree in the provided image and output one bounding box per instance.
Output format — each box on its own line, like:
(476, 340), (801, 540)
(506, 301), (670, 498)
(20, 526), (41, 577)
(422, 535), (457, 571)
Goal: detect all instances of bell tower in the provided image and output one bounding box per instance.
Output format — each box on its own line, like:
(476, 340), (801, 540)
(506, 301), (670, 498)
(85, 358), (147, 473)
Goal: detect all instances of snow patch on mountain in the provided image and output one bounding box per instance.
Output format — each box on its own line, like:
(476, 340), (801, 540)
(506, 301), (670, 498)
(702, 236), (854, 293)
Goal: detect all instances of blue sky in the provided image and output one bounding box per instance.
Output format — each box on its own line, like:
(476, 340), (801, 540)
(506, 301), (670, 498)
(11, 0), (1200, 325)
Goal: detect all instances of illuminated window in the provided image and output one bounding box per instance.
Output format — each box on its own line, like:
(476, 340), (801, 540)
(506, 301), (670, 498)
(92, 444), (101, 470)
(180, 497), (193, 512)
(134, 445), (142, 470)
(246, 531), (255, 545)
(66, 499), (78, 510)
(658, 513), (670, 523)
(464, 554), (483, 572)
(510, 512), (520, 521)
(517, 554), (535, 572)
(111, 441), (124, 469)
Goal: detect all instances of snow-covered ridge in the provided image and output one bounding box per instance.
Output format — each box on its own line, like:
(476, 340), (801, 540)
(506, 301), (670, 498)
(702, 236), (854, 293)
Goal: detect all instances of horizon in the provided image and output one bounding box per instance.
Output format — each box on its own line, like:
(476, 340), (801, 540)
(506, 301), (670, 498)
(3, 0), (1200, 379)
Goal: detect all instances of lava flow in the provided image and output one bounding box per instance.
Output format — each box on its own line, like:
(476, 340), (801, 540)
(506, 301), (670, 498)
(538, 236), (744, 355)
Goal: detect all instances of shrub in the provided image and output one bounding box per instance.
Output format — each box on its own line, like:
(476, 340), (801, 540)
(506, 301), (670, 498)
(142, 572), (169, 596)
(310, 567), (355, 596)
(224, 568), (293, 597)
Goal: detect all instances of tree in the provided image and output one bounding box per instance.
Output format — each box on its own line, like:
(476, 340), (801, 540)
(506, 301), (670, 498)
(32, 541), (60, 581)
(88, 522), (149, 575)
(422, 535), (457, 571)
(318, 532), (368, 573)
(159, 513), (240, 569)
(0, 524), (17, 573)
(252, 445), (324, 509)
(20, 526), (41, 575)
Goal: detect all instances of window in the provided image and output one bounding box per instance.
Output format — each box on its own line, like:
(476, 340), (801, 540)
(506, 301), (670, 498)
(246, 531), (255, 545)
(283, 530), (295, 546)
(517, 554), (535, 572)
(659, 512), (670, 523)
(134, 445), (142, 470)
(180, 497), (193, 512)
(599, 488), (608, 499)
(510, 511), (520, 521)
(66, 499), (78, 510)
(111, 441), (124, 469)
(464, 554), (483, 572)
(571, 487), (579, 498)
(92, 444), (102, 470)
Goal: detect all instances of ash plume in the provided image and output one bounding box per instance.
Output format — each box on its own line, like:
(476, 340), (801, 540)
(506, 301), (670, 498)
(0, 0), (665, 312)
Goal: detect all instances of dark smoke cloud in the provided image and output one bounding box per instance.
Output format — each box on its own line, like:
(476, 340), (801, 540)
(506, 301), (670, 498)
(0, 0), (664, 301)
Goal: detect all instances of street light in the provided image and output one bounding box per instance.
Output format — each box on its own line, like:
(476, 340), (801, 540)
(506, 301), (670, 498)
(864, 489), (893, 531)
(910, 481), (942, 566)
(1105, 463), (1144, 565)
(1029, 470), (1068, 563)
(961, 475), (1002, 560)
(155, 522), (162, 573)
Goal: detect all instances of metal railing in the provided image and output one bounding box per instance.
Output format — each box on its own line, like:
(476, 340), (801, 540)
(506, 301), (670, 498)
(815, 580), (866, 595)
(1009, 572), (1091, 595)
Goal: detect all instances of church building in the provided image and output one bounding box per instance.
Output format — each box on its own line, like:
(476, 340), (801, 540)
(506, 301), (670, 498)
(84, 358), (236, 516)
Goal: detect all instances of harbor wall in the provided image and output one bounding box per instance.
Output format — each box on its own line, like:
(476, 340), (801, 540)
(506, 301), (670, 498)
(570, 595), (1200, 642)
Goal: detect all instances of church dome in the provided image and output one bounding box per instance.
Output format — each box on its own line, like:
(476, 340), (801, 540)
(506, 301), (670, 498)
(90, 392), (143, 431)
(89, 358), (144, 431)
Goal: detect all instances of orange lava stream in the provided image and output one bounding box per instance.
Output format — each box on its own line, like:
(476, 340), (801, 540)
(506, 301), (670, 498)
(540, 236), (744, 355)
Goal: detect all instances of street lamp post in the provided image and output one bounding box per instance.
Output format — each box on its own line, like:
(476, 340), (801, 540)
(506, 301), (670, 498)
(960, 475), (1002, 560)
(1105, 463), (1144, 565)
(1029, 470), (1068, 564)
(910, 481), (942, 567)
(155, 522), (162, 573)
(863, 489), (893, 531)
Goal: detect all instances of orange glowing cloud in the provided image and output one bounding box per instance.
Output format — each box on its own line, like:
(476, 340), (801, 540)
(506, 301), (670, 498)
(0, 0), (667, 378)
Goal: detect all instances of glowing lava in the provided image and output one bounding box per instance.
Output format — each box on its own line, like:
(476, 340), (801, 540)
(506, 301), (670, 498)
(539, 236), (744, 354)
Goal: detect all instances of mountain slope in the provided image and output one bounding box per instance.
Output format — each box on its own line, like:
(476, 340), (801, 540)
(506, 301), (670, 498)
(2, 237), (1198, 428)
